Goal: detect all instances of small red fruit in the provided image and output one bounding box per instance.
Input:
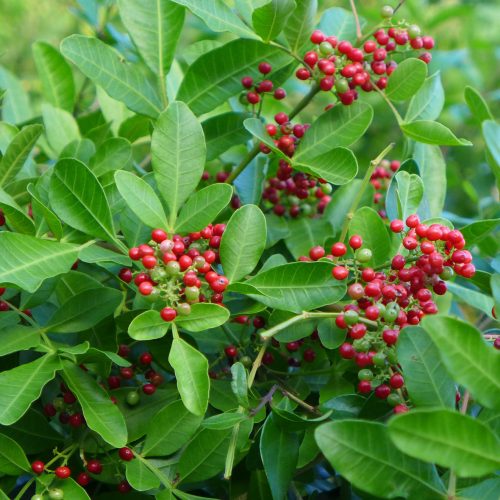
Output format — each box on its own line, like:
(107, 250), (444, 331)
(118, 447), (134, 461)
(55, 466), (71, 479)
(31, 461), (45, 475)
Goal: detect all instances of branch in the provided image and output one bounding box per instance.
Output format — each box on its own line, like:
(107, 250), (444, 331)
(349, 0), (363, 42)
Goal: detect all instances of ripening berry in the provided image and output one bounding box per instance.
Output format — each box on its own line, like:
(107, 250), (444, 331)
(419, 52), (432, 64)
(380, 5), (394, 18)
(320, 77), (334, 91)
(139, 352), (153, 365)
(337, 40), (352, 54)
(253, 316), (265, 329)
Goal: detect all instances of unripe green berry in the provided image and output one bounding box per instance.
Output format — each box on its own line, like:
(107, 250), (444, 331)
(387, 349), (398, 364)
(53, 397), (65, 412)
(344, 309), (359, 326)
(48, 489), (64, 500)
(380, 5), (394, 18)
(440, 266), (454, 281)
(145, 288), (160, 302)
(240, 356), (252, 367)
(372, 352), (386, 367)
(319, 41), (334, 55)
(383, 303), (399, 323)
(335, 78), (349, 94)
(387, 393), (403, 407)
(353, 339), (370, 352)
(165, 261), (180, 276)
(355, 248), (372, 263)
(150, 268), (167, 282)
(320, 183), (333, 194)
(358, 369), (374, 381)
(407, 24), (421, 38)
(302, 204), (313, 215)
(177, 302), (192, 316)
(288, 195), (300, 205)
(126, 391), (140, 406)
(185, 286), (200, 301)
(31, 496), (44, 500)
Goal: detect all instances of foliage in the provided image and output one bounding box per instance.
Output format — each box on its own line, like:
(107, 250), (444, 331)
(0, 1), (498, 499)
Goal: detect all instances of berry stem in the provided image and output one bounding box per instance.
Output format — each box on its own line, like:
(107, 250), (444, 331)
(371, 82), (404, 124)
(280, 387), (322, 415)
(132, 450), (174, 490)
(247, 340), (269, 388)
(224, 409), (244, 479)
(225, 83), (320, 184)
(349, 0), (363, 42)
(338, 143), (395, 244)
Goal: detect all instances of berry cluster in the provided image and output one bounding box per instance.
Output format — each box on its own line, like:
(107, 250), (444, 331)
(303, 215), (475, 412)
(241, 62), (286, 106)
(371, 158), (400, 218)
(200, 170), (242, 210)
(43, 383), (86, 428)
(260, 112), (308, 158)
(108, 347), (163, 398)
(294, 23), (434, 105)
(121, 227), (229, 322)
(262, 162), (332, 217)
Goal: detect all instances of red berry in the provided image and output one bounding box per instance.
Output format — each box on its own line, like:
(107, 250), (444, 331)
(339, 342), (355, 359)
(108, 375), (121, 389)
(390, 219), (404, 233)
(247, 92), (260, 104)
(142, 255), (157, 269)
(349, 235), (362, 249)
(117, 480), (131, 493)
(138, 281), (153, 296)
(394, 404), (409, 414)
(55, 466), (71, 479)
(320, 76), (334, 91)
(86, 459), (102, 475)
(310, 30), (325, 44)
(151, 229), (167, 243)
(422, 36), (435, 49)
(210, 276), (229, 293)
(118, 447), (134, 461)
(304, 51), (319, 67)
(77, 472), (91, 486)
(274, 112), (289, 125)
(31, 460), (45, 475)
(296, 67), (311, 80)
(309, 245), (325, 260)
(331, 242), (347, 256)
(361, 267), (375, 282)
(389, 373), (404, 389)
(241, 76), (253, 88)
(337, 40), (352, 54)
(69, 413), (84, 427)
(358, 380), (372, 394)
(139, 352), (153, 365)
(119, 268), (133, 283)
(128, 247), (141, 260)
(253, 316), (265, 329)
(363, 40), (377, 53)
(142, 383), (156, 395)
(419, 52), (432, 64)
(160, 307), (177, 322)
(349, 323), (367, 339)
(303, 348), (316, 362)
(332, 266), (349, 280)
(382, 329), (399, 345)
(262, 352), (274, 365)
(258, 62), (272, 74)
(286, 342), (300, 352)
(375, 384), (391, 399)
(224, 345), (238, 358)
(120, 367), (134, 379)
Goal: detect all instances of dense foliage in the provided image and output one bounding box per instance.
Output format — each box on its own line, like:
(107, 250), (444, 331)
(0, 1), (498, 499)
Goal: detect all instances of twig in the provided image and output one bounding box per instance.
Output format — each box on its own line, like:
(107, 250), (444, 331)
(349, 0), (363, 42)
(250, 384), (279, 415)
(372, 82), (404, 124)
(280, 387), (322, 415)
(247, 340), (269, 388)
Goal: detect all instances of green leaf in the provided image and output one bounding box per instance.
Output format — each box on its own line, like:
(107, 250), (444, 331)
(125, 458), (160, 491)
(393, 170), (424, 221)
(62, 360), (127, 447)
(294, 102), (373, 160)
(460, 218), (500, 246)
(0, 232), (78, 293)
(483, 120), (500, 169)
(143, 400), (203, 456)
(401, 120), (472, 146)
(53, 477), (91, 500)
(318, 7), (364, 43)
(405, 72), (444, 122)
(260, 414), (300, 500)
(32, 41), (75, 112)
(349, 207), (391, 267)
(252, 0), (296, 43)
(169, 336), (209, 416)
(151, 101), (206, 229)
(171, 0), (258, 39)
(464, 86), (493, 123)
(234, 155), (267, 206)
(220, 204), (267, 282)
(230, 362), (249, 407)
(243, 262), (346, 314)
(42, 103), (80, 156)
(315, 420), (445, 499)
(0, 187), (35, 234)
(284, 0), (318, 53)
(118, 0), (184, 76)
(176, 39), (292, 116)
(397, 326), (455, 408)
(176, 183), (233, 233)
(317, 318), (346, 349)
(60, 35), (162, 118)
(284, 217), (332, 259)
(27, 183), (63, 240)
(60, 138), (96, 163)
(0, 325), (40, 357)
(389, 409), (500, 478)
(413, 143), (447, 218)
(0, 433), (30, 474)
(202, 412), (248, 430)
(89, 137), (132, 177)
(386, 58), (427, 102)
(0, 355), (61, 425)
(47, 288), (123, 333)
(422, 316), (500, 410)
(447, 282), (495, 318)
(459, 478), (500, 500)
(202, 112), (251, 161)
(175, 303), (230, 332)
(0, 124), (42, 188)
(294, 147), (358, 185)
(115, 170), (169, 230)
(50, 158), (117, 244)
(0, 65), (33, 124)
(78, 244), (130, 266)
(128, 310), (169, 341)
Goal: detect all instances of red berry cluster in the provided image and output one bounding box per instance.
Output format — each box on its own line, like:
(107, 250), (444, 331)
(260, 112), (308, 158)
(122, 227), (229, 322)
(108, 348), (163, 398)
(371, 158), (400, 218)
(241, 62), (286, 106)
(303, 215), (475, 412)
(295, 25), (434, 105)
(262, 161), (332, 217)
(200, 170), (242, 210)
(43, 382), (86, 428)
